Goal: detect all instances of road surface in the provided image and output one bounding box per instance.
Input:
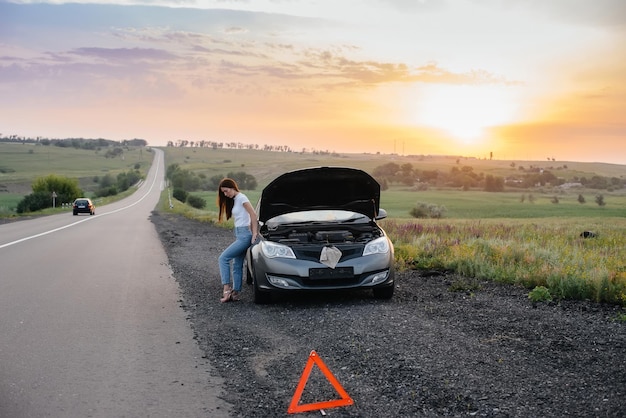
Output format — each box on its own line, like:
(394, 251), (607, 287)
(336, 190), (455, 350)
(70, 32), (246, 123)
(0, 149), (230, 417)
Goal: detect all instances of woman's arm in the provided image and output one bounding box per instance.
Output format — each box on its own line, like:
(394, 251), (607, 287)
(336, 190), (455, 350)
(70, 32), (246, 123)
(243, 201), (259, 243)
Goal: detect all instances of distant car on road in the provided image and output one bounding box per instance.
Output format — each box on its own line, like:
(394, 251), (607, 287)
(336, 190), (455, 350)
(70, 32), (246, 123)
(246, 166), (395, 304)
(73, 198), (95, 216)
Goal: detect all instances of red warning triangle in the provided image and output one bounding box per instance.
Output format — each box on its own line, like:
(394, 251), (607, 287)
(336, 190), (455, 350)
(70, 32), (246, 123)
(287, 350), (354, 414)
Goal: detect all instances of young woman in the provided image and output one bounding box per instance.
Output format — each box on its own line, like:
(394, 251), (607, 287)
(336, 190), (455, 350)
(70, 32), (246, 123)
(216, 178), (259, 302)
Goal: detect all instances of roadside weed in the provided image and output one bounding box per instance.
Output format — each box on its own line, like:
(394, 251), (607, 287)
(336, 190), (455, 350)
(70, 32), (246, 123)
(528, 286), (553, 303)
(383, 219), (626, 305)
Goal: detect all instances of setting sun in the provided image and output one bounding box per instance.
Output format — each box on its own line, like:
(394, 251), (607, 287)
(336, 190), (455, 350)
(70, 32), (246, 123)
(413, 85), (519, 144)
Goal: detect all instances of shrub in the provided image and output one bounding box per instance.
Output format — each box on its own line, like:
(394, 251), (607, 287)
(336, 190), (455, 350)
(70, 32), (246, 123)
(186, 195), (206, 209)
(226, 171), (258, 190)
(410, 202), (447, 219)
(595, 194), (606, 206)
(166, 163), (201, 191)
(16, 191), (52, 213)
(116, 170), (142, 192)
(99, 173), (115, 188)
(31, 174), (83, 201)
(94, 186), (118, 198)
(484, 174), (504, 192)
(17, 174), (83, 212)
(207, 172), (258, 190)
(528, 286), (553, 303)
(172, 188), (188, 202)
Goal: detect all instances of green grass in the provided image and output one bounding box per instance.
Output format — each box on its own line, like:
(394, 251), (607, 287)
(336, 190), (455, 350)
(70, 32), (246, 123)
(192, 187), (611, 219)
(190, 186), (626, 220)
(5, 144), (626, 305)
(0, 142), (150, 181)
(384, 217), (626, 305)
(159, 146), (626, 188)
(160, 146), (626, 220)
(157, 147), (626, 305)
(0, 194), (23, 216)
(0, 142), (151, 214)
(382, 189), (626, 219)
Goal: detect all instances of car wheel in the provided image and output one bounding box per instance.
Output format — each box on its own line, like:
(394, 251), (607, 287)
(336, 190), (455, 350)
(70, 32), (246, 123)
(73, 211), (77, 216)
(245, 262), (253, 285)
(253, 277), (272, 304)
(373, 284), (394, 299)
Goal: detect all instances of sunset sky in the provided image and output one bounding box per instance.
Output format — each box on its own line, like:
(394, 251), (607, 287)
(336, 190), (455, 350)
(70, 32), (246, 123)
(1, 0), (625, 163)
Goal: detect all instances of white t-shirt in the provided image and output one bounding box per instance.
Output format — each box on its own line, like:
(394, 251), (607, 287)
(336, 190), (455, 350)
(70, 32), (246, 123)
(232, 192), (251, 227)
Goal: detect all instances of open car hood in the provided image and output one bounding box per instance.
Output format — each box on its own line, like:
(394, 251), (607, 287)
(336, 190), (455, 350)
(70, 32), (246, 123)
(257, 167), (381, 222)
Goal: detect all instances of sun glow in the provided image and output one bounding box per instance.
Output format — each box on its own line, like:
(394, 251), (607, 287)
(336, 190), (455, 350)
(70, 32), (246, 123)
(412, 85), (518, 144)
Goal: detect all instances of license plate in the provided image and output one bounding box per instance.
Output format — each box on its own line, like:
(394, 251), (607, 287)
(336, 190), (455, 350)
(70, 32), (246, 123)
(309, 267), (353, 279)
(78, 205), (85, 208)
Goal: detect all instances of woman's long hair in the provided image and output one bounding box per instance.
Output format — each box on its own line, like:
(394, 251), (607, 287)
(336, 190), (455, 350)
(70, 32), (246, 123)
(217, 178), (240, 222)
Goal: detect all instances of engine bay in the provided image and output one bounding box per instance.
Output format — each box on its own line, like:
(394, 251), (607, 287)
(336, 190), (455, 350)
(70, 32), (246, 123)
(262, 224), (383, 245)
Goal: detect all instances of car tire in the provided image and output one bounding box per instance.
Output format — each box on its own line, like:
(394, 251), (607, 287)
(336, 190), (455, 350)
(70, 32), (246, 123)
(245, 262), (253, 285)
(253, 278), (272, 304)
(73, 211), (77, 216)
(373, 284), (394, 299)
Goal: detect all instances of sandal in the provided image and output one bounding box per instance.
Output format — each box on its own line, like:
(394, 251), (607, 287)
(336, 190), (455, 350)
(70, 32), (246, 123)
(220, 289), (233, 303)
(231, 290), (240, 302)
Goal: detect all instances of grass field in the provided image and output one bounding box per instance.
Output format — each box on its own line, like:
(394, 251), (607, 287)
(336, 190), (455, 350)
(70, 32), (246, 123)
(0, 142), (151, 215)
(156, 146), (626, 305)
(160, 146), (626, 187)
(158, 146), (626, 219)
(3, 143), (625, 305)
(0, 142), (150, 182)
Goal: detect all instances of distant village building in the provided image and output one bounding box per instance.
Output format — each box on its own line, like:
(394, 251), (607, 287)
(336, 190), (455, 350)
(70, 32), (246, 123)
(558, 182), (584, 189)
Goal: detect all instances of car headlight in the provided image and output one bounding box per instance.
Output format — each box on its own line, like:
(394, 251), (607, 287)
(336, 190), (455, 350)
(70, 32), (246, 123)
(363, 237), (390, 256)
(260, 241), (296, 259)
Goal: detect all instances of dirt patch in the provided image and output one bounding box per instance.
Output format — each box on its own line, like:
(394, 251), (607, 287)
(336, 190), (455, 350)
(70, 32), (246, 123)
(151, 210), (626, 417)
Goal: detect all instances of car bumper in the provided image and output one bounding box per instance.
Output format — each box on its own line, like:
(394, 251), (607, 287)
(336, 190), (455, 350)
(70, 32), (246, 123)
(250, 249), (395, 291)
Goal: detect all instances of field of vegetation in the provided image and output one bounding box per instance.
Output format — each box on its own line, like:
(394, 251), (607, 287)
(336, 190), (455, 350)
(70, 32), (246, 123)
(158, 146), (626, 306)
(2, 141), (625, 305)
(0, 141), (150, 216)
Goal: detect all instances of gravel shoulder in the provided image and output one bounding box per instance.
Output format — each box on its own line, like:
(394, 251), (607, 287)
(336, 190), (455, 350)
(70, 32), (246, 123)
(150, 210), (626, 417)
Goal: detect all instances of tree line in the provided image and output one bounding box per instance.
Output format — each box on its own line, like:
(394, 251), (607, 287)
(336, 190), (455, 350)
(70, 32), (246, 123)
(0, 136), (147, 149)
(372, 162), (623, 192)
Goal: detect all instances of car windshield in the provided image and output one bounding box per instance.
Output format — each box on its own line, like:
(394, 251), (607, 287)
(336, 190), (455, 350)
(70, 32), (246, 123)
(265, 210), (366, 228)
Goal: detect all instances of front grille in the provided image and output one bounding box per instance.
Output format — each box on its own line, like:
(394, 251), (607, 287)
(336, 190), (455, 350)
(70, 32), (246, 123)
(294, 244), (363, 262)
(301, 276), (361, 287)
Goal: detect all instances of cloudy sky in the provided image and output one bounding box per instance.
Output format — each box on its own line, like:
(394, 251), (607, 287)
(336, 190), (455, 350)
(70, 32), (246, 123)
(1, 0), (625, 163)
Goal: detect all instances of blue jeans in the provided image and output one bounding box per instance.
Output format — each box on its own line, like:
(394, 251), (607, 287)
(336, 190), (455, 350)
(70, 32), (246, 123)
(219, 226), (252, 292)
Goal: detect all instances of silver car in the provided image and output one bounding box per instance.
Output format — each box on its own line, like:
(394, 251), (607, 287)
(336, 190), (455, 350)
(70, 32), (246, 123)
(246, 167), (395, 304)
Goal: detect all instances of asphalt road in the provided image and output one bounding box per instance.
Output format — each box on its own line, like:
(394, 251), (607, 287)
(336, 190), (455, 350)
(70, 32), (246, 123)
(0, 149), (230, 417)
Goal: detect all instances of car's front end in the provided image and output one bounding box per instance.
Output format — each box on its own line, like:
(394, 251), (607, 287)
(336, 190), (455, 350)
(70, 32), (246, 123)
(246, 167), (395, 303)
(249, 212), (394, 292)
